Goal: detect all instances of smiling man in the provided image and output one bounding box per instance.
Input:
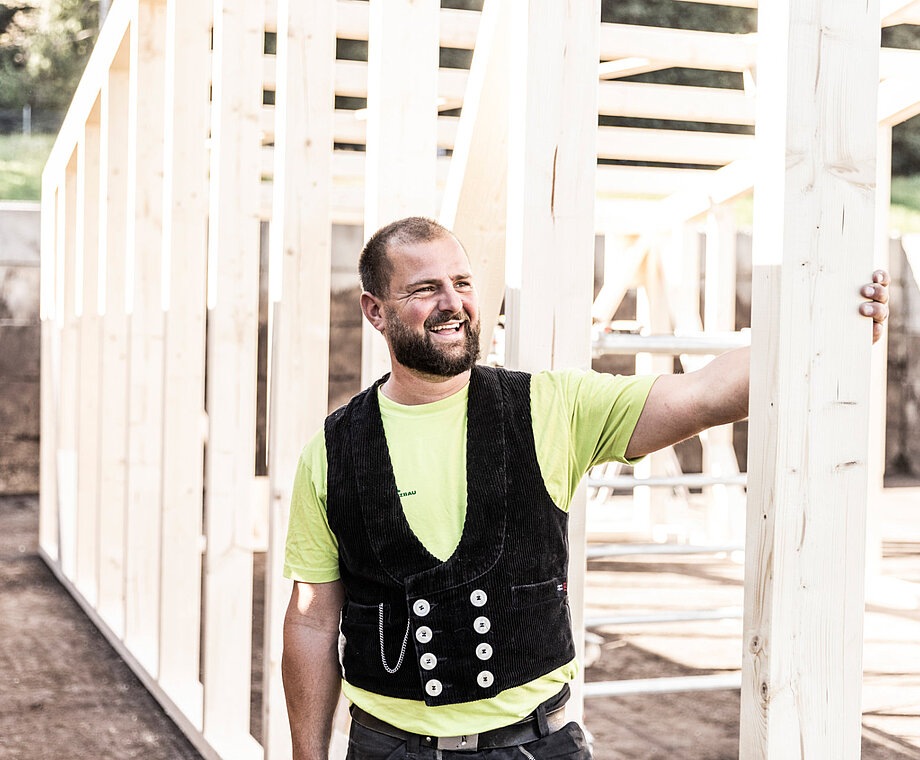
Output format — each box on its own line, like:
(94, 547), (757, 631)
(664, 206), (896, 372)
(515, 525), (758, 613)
(281, 216), (890, 760)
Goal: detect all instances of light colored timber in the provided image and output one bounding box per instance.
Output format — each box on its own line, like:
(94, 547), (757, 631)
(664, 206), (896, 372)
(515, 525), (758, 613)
(439, 0), (513, 361)
(58, 150), (79, 582)
(740, 1), (880, 758)
(264, 0), (336, 755)
(503, 0), (600, 725)
(96, 39), (130, 639)
(202, 0), (263, 749)
(360, 0), (440, 385)
(124, 0), (168, 678)
(75, 98), (103, 607)
(157, 0), (210, 722)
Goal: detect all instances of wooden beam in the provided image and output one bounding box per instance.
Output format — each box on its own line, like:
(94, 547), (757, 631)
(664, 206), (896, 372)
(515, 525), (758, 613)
(158, 0), (210, 723)
(264, 0), (335, 756)
(75, 97), (103, 607)
(504, 0), (600, 725)
(124, 0), (168, 678)
(740, 2), (880, 758)
(96, 38), (131, 639)
(598, 23), (757, 73)
(596, 126), (752, 166)
(598, 80), (755, 125)
(202, 0), (264, 750)
(360, 0), (440, 385)
(58, 149), (79, 582)
(439, 0), (512, 361)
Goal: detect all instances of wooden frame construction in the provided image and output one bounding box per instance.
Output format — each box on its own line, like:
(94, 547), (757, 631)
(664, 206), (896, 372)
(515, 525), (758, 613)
(39, 0), (913, 757)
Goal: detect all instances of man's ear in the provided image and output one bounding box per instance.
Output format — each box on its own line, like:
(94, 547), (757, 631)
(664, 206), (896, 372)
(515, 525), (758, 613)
(360, 291), (387, 333)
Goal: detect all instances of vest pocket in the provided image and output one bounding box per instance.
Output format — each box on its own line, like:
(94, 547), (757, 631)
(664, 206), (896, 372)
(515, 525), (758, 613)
(511, 577), (567, 609)
(342, 600), (381, 625)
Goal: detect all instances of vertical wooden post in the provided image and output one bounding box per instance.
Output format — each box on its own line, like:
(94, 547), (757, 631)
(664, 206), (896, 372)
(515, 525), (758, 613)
(75, 98), (103, 606)
(264, 0), (335, 756)
(361, 0), (439, 385)
(203, 0), (263, 750)
(702, 204), (744, 545)
(39, 180), (60, 561)
(440, 0), (513, 361)
(158, 0), (210, 721)
(503, 0), (600, 724)
(59, 151), (79, 581)
(124, 0), (167, 677)
(741, 3), (881, 758)
(97, 35), (131, 638)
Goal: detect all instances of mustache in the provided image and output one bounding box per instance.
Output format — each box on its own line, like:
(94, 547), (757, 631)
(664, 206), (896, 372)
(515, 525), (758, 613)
(424, 311), (469, 330)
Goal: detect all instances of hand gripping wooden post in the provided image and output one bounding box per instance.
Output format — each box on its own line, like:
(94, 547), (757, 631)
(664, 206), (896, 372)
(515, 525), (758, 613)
(741, 2), (881, 758)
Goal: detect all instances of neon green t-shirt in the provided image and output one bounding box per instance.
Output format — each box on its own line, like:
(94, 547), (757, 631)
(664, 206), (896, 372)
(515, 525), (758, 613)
(283, 368), (656, 735)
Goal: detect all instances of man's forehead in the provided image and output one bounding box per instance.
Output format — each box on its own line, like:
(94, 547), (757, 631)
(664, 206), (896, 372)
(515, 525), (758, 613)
(389, 235), (471, 273)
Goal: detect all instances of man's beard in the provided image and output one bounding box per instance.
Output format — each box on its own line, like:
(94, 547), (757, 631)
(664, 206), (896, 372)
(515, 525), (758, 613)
(385, 307), (481, 378)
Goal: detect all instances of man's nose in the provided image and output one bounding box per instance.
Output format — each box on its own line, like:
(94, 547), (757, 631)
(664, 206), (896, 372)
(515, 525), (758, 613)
(439, 286), (463, 314)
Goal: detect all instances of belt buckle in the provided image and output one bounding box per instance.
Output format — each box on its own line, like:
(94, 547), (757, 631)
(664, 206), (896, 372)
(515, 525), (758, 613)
(437, 733), (479, 751)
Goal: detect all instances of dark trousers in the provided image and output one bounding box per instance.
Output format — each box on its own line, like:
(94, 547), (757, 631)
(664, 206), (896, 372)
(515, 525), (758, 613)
(345, 718), (593, 760)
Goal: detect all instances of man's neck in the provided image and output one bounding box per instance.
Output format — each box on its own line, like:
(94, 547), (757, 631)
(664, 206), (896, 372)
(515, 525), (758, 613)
(380, 365), (472, 405)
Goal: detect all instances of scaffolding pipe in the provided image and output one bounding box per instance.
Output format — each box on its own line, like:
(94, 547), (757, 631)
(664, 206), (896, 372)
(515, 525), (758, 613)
(586, 543), (742, 559)
(587, 473), (747, 489)
(583, 673), (741, 697)
(586, 606), (743, 627)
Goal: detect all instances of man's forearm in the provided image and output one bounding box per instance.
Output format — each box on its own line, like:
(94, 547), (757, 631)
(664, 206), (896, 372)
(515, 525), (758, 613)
(282, 616), (342, 760)
(697, 345), (750, 427)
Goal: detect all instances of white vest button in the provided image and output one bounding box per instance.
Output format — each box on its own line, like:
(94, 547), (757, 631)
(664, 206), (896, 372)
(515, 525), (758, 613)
(420, 653), (438, 670)
(470, 589), (487, 607)
(413, 599), (431, 617)
(477, 670), (494, 688)
(473, 616), (491, 634)
(475, 643), (493, 660)
(425, 679), (443, 696)
(416, 626), (433, 643)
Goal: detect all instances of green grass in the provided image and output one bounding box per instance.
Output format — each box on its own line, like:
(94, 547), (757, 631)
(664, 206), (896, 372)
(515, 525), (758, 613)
(0, 134), (56, 201)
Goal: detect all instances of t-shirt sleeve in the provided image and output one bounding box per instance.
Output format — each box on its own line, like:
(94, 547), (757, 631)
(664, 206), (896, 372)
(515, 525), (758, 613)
(531, 368), (657, 511)
(282, 429), (341, 583)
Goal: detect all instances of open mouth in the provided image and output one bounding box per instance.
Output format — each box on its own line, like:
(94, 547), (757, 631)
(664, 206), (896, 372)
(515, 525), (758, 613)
(428, 320), (464, 336)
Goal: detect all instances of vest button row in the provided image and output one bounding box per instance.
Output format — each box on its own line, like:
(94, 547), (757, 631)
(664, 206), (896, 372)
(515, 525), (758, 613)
(473, 616), (491, 634)
(470, 589), (487, 607)
(420, 653), (438, 670)
(477, 670), (494, 688)
(416, 626), (432, 643)
(425, 679), (442, 696)
(475, 642), (492, 661)
(413, 599), (431, 617)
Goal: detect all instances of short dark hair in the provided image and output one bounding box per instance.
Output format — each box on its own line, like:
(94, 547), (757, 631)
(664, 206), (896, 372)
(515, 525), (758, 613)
(359, 216), (454, 297)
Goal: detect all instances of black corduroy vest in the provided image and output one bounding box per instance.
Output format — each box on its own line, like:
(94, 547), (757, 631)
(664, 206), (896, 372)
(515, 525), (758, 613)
(324, 365), (576, 706)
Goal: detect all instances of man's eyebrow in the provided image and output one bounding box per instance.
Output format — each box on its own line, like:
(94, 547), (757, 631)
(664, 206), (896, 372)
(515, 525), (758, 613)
(405, 273), (473, 289)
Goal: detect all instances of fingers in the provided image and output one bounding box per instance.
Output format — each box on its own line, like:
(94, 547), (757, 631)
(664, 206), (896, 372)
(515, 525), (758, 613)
(859, 301), (889, 323)
(873, 321), (883, 344)
(860, 281), (889, 304)
(872, 269), (890, 287)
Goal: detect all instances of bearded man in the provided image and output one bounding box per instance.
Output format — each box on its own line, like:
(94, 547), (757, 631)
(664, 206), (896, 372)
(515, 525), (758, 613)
(281, 216), (890, 760)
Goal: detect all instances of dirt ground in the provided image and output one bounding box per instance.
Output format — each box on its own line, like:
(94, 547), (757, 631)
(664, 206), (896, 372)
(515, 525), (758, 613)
(2, 491), (919, 759)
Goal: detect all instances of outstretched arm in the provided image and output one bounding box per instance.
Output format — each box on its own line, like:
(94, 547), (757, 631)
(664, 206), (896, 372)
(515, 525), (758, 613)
(282, 579), (345, 760)
(624, 270), (890, 460)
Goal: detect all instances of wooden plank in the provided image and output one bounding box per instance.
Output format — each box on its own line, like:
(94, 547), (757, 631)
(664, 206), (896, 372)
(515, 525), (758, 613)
(157, 0), (210, 723)
(439, 0), (513, 361)
(58, 149), (79, 582)
(96, 39), (131, 639)
(124, 0), (168, 678)
(75, 97), (103, 607)
(203, 0), (264, 749)
(360, 0), (440, 385)
(740, 2), (880, 757)
(503, 0), (600, 725)
(597, 165), (721, 197)
(263, 0), (335, 755)
(701, 204), (745, 545)
(39, 179), (60, 561)
(596, 125), (753, 166)
(598, 80), (755, 125)
(877, 76), (920, 127)
(598, 23), (757, 73)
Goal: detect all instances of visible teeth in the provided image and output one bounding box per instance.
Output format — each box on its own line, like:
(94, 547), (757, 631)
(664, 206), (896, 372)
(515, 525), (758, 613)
(431, 322), (461, 332)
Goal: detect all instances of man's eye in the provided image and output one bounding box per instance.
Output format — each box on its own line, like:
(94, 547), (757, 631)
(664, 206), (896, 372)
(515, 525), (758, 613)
(456, 281), (471, 289)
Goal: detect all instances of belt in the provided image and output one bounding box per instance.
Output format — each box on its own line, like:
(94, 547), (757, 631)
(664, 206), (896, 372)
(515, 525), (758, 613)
(350, 702), (568, 752)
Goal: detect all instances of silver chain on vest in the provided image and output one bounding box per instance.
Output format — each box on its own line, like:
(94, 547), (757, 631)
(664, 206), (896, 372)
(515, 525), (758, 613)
(378, 603), (411, 674)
